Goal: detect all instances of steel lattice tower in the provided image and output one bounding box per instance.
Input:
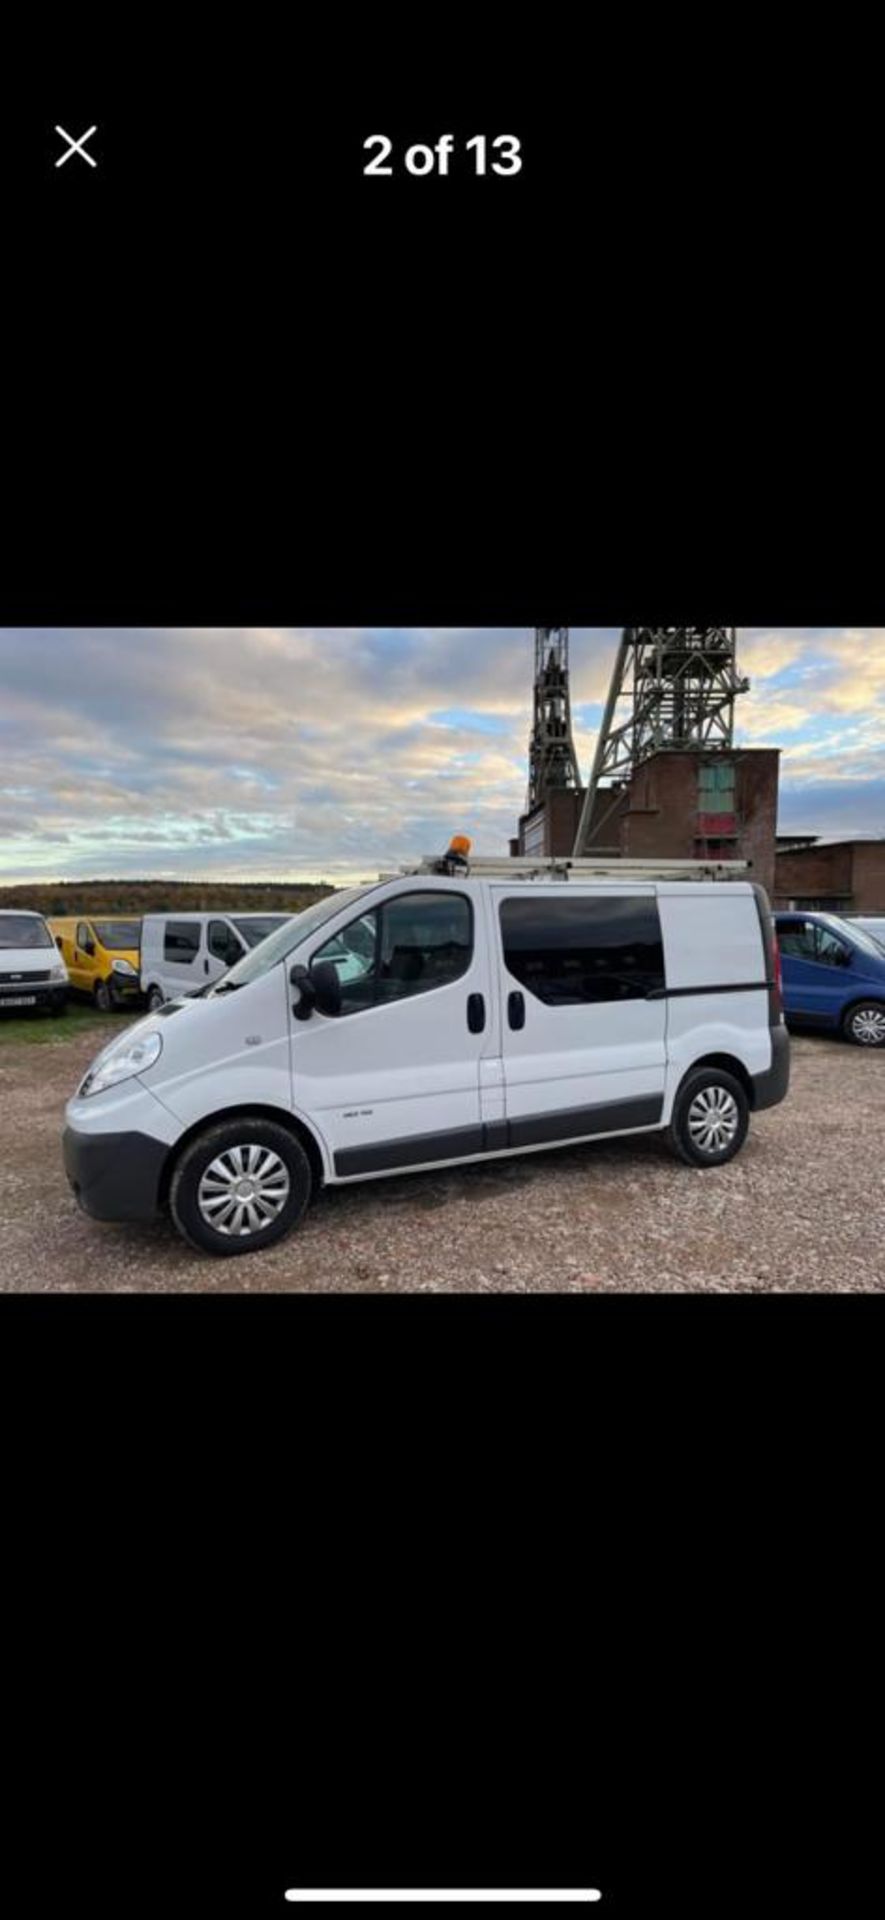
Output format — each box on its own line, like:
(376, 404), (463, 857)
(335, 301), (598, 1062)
(525, 627), (582, 813)
(573, 627), (749, 854)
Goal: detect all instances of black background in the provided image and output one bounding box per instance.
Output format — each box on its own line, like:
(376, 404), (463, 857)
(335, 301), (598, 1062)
(2, 32), (883, 1919)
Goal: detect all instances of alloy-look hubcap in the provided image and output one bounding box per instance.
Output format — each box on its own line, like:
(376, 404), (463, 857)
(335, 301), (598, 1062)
(851, 1007), (885, 1046)
(687, 1086), (740, 1153)
(198, 1144), (290, 1236)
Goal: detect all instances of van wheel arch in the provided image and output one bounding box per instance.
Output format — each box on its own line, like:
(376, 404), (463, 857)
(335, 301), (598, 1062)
(676, 1052), (756, 1108)
(159, 1105), (326, 1211)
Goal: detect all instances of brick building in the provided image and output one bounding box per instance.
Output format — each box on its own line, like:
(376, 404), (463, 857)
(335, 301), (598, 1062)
(511, 788), (586, 861)
(773, 839), (885, 912)
(514, 747), (780, 898)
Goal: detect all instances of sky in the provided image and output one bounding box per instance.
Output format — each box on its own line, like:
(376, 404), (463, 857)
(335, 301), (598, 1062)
(1, 627), (884, 883)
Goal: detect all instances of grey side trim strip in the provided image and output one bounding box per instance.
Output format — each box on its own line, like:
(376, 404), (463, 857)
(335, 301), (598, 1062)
(647, 981), (771, 1000)
(335, 1124), (484, 1178)
(507, 1093), (663, 1150)
(333, 1093), (664, 1177)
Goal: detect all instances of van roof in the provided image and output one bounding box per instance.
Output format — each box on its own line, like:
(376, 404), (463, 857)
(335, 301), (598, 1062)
(374, 874), (755, 898)
(142, 909), (287, 919)
(383, 853), (751, 884)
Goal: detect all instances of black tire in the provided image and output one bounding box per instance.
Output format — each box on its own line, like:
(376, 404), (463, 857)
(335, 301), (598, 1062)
(94, 979), (113, 1012)
(842, 1001), (885, 1048)
(169, 1118), (313, 1257)
(667, 1066), (750, 1168)
(146, 985), (164, 1013)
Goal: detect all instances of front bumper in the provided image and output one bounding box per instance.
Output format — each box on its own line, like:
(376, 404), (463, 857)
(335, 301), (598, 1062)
(751, 1023), (790, 1110)
(0, 982), (68, 1010)
(108, 978), (142, 1001)
(63, 1125), (169, 1222)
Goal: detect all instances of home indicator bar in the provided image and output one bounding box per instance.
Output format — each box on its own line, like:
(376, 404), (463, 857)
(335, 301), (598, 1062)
(284, 1895), (603, 1906)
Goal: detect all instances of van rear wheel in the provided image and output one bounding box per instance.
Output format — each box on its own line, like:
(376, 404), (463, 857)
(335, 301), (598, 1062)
(668, 1067), (749, 1168)
(842, 1002), (885, 1047)
(169, 1119), (313, 1257)
(146, 985), (164, 1012)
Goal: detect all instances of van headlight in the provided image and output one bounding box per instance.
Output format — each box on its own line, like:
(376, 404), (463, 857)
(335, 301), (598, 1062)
(50, 962), (68, 982)
(111, 958), (138, 977)
(79, 1029), (163, 1098)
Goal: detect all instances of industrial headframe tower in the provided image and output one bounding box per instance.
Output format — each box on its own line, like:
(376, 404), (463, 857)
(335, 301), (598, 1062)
(572, 627), (749, 855)
(525, 626), (582, 813)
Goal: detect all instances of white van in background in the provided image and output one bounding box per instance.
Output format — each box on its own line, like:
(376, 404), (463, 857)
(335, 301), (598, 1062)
(0, 910), (69, 1014)
(64, 852), (789, 1258)
(140, 912), (291, 1009)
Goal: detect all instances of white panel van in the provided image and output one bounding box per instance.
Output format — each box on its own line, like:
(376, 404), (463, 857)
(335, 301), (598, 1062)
(63, 867), (789, 1257)
(1, 910), (69, 1014)
(139, 912), (291, 1009)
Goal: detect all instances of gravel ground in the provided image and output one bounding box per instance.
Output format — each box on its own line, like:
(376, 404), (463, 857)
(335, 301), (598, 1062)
(1, 1022), (883, 1291)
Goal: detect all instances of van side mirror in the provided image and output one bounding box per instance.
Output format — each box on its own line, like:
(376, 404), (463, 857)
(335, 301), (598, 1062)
(55, 935), (64, 950)
(290, 964), (316, 1019)
(84, 939), (96, 957)
(310, 960), (342, 1018)
(290, 960), (342, 1020)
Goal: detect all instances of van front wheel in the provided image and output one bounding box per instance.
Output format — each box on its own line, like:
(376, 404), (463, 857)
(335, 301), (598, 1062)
(169, 1119), (313, 1257)
(667, 1068), (749, 1168)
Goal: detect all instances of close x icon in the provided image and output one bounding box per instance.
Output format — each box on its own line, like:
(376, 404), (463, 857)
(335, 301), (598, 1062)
(54, 125), (98, 169)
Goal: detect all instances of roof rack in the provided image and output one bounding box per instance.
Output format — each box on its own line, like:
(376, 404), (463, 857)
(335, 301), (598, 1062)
(380, 855), (750, 883)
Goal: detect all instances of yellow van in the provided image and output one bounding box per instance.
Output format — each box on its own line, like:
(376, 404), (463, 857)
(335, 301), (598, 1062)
(50, 916), (142, 1011)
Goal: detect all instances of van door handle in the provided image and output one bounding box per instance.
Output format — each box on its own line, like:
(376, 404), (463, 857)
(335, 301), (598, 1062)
(467, 992), (485, 1034)
(508, 990), (525, 1031)
(204, 957), (210, 974)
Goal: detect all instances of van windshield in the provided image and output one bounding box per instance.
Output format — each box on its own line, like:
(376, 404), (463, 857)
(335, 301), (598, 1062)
(232, 915), (290, 948)
(93, 920), (141, 949)
(823, 913), (885, 960)
(0, 915), (53, 950)
(209, 888), (380, 991)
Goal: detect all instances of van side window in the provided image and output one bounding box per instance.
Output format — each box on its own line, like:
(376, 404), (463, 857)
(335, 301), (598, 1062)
(812, 926), (850, 966)
(778, 920), (847, 966)
(208, 920), (244, 965)
(77, 922), (91, 951)
(313, 893), (473, 1016)
(313, 912), (379, 1014)
(499, 895), (665, 1005)
(164, 922), (201, 964)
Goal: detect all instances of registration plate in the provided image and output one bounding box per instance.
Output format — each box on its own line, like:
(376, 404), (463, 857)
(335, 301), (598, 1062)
(3, 995), (37, 1007)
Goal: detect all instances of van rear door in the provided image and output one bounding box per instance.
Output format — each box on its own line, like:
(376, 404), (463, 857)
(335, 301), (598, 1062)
(491, 885), (668, 1145)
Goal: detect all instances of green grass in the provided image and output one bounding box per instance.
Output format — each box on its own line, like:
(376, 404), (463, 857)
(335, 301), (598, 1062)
(0, 1001), (138, 1046)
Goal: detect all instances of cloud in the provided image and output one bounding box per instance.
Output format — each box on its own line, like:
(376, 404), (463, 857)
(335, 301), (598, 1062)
(1, 627), (883, 881)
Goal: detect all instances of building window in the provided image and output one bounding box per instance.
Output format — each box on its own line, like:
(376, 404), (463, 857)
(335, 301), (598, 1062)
(697, 760), (737, 837)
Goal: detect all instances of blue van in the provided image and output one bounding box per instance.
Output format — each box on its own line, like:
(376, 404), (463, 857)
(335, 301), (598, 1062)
(774, 911), (885, 1047)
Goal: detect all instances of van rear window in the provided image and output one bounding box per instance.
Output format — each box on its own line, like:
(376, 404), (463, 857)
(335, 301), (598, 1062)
(499, 895), (665, 1006)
